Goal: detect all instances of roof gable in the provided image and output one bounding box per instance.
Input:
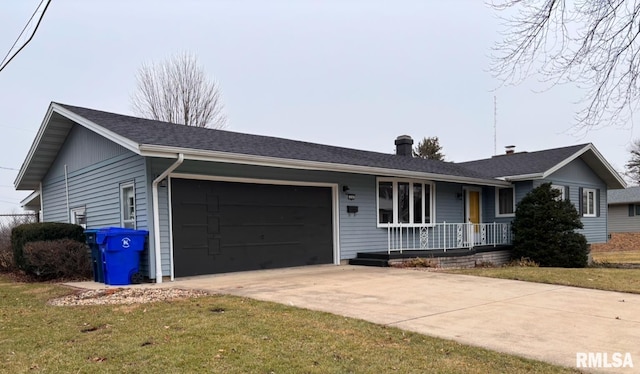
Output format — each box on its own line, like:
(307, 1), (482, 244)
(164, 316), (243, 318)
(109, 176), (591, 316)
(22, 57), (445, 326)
(458, 144), (626, 189)
(15, 103), (505, 190)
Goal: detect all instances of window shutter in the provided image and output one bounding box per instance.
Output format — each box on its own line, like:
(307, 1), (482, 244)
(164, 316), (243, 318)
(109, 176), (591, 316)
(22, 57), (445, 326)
(578, 187), (583, 215)
(564, 186), (570, 201)
(596, 189), (601, 217)
(630, 204), (635, 217)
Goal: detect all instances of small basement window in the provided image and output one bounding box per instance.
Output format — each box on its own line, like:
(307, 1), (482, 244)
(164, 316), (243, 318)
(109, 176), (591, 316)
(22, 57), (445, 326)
(70, 206), (86, 229)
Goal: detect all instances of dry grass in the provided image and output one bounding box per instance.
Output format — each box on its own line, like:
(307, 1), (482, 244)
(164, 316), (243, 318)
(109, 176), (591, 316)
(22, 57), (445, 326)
(592, 249), (640, 264)
(448, 267), (640, 294)
(0, 275), (579, 373)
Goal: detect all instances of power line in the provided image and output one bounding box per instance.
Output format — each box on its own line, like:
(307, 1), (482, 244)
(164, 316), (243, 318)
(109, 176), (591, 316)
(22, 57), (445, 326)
(0, 0), (52, 73)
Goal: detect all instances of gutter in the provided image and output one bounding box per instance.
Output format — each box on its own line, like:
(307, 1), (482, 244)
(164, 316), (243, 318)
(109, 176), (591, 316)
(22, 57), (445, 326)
(138, 144), (512, 187)
(151, 153), (184, 284)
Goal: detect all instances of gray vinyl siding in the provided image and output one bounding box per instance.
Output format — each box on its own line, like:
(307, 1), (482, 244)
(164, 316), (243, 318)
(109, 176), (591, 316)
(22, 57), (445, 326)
(46, 125), (130, 177)
(151, 159), (385, 272)
(436, 182), (464, 223)
(608, 204), (640, 233)
(482, 181), (531, 224)
(42, 153), (149, 274)
(537, 157), (608, 243)
(149, 159), (475, 275)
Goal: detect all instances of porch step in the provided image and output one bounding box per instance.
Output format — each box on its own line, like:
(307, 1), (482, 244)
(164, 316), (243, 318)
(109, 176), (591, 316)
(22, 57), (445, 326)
(348, 258), (389, 267)
(353, 252), (390, 260)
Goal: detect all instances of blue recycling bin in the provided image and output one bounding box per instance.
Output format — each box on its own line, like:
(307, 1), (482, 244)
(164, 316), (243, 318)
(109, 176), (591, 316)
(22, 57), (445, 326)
(96, 227), (148, 286)
(84, 229), (104, 283)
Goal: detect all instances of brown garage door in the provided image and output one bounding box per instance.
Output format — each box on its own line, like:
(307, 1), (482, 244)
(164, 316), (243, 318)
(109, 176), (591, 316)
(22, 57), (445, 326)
(171, 178), (333, 277)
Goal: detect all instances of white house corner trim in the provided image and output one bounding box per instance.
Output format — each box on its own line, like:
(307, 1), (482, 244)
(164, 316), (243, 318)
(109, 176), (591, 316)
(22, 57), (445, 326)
(152, 154), (184, 284)
(332, 184), (341, 265)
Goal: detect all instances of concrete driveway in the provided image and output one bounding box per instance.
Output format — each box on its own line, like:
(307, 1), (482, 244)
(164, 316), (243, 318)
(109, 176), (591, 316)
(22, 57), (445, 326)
(71, 265), (640, 371)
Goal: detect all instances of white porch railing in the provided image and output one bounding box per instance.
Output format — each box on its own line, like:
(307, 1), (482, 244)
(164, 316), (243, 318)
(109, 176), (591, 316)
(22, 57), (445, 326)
(387, 222), (512, 254)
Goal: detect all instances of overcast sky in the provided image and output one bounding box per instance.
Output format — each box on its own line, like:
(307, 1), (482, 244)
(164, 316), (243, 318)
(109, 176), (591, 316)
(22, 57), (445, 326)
(0, 0), (636, 213)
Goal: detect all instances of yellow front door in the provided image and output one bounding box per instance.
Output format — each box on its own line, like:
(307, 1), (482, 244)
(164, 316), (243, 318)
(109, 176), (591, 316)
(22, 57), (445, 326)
(468, 190), (480, 225)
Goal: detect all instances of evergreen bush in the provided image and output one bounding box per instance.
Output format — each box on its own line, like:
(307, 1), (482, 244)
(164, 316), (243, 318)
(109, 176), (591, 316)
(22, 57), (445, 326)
(511, 183), (589, 267)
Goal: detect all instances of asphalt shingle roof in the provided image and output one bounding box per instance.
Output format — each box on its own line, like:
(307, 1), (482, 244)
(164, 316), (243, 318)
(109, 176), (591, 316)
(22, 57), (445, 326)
(57, 103), (499, 181)
(608, 186), (640, 204)
(457, 144), (589, 178)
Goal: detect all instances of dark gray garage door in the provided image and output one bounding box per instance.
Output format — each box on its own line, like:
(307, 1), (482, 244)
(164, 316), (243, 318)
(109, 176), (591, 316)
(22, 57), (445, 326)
(171, 179), (333, 277)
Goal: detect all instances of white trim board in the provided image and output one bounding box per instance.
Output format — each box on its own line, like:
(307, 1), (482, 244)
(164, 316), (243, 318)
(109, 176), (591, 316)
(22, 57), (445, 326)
(166, 173), (341, 279)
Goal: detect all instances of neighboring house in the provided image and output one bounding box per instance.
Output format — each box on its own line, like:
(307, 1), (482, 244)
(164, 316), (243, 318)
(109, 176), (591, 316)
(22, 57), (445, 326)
(607, 186), (640, 233)
(14, 103), (626, 282)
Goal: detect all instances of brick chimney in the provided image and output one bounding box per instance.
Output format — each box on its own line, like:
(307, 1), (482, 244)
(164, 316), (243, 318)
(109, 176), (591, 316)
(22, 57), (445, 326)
(395, 135), (414, 157)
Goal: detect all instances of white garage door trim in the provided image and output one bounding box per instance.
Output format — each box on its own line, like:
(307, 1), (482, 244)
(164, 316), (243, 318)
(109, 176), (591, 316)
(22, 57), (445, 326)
(167, 172), (341, 280)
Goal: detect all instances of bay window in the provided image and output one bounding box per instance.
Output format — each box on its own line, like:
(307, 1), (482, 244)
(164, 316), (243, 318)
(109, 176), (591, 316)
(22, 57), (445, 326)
(377, 178), (433, 226)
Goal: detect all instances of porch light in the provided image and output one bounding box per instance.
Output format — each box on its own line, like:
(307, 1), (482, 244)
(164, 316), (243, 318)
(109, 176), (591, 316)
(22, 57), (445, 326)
(343, 185), (355, 200)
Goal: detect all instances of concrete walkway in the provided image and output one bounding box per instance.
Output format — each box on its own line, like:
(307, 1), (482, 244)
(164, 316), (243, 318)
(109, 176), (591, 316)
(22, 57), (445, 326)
(67, 265), (640, 372)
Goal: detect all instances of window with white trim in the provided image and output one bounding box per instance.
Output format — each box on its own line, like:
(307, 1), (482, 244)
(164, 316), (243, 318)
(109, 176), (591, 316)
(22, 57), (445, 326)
(582, 188), (596, 217)
(121, 182), (136, 229)
(495, 187), (515, 217)
(70, 206), (86, 229)
(377, 179), (433, 226)
(551, 184), (565, 200)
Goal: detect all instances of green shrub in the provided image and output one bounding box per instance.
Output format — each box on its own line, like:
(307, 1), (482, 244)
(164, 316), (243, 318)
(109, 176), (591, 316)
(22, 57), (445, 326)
(22, 239), (91, 281)
(11, 222), (85, 271)
(511, 183), (589, 268)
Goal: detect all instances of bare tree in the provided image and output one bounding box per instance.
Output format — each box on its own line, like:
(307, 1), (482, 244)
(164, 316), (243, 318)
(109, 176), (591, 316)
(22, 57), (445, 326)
(491, 1), (640, 131)
(131, 52), (227, 128)
(413, 136), (445, 160)
(625, 138), (640, 185)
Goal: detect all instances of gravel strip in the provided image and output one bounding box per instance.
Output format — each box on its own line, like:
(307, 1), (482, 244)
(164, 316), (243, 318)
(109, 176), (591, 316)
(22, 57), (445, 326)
(48, 287), (209, 306)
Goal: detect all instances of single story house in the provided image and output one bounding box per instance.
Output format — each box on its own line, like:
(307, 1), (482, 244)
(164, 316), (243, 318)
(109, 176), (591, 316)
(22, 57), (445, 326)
(14, 103), (626, 282)
(607, 186), (640, 233)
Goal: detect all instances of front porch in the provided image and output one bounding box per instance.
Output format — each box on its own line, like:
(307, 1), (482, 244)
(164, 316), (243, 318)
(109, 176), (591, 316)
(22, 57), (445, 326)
(349, 245), (513, 268)
(349, 222), (513, 268)
(387, 222), (512, 253)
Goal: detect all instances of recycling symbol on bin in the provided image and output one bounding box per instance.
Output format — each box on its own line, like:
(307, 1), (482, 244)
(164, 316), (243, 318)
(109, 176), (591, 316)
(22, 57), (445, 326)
(121, 237), (131, 248)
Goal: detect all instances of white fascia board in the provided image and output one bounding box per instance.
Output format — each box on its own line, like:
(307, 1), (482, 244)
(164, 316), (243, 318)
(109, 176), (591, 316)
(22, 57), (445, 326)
(540, 145), (591, 178)
(20, 190), (40, 207)
(15, 103), (143, 189)
(540, 144), (625, 187)
(139, 144), (511, 187)
(578, 144), (627, 188)
(495, 173), (545, 182)
(14, 106), (55, 188)
(51, 103), (141, 154)
(497, 144), (627, 188)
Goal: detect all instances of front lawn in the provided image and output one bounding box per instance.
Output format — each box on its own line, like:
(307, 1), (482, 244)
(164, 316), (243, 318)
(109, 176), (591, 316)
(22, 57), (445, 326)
(592, 249), (640, 264)
(0, 276), (579, 373)
(447, 267), (640, 294)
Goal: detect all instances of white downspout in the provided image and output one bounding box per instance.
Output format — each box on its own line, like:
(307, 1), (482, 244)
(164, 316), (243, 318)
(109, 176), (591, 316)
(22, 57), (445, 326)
(152, 154), (184, 284)
(64, 165), (70, 222)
